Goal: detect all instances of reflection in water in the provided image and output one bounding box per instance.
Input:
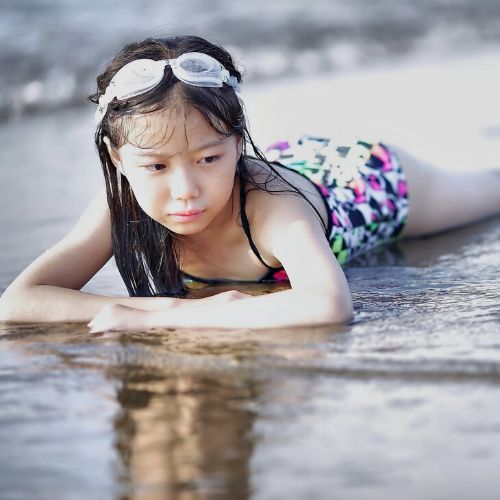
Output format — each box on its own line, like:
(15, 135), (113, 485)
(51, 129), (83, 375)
(2, 324), (343, 499)
(0, 327), (266, 499)
(111, 368), (258, 499)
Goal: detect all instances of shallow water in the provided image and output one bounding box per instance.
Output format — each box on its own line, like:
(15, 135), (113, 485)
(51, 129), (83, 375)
(2, 217), (500, 499)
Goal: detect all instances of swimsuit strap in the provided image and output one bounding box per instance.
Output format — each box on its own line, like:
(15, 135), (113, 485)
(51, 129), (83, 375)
(239, 179), (282, 271)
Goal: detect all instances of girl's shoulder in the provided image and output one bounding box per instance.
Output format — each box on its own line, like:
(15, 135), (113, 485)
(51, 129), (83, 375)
(234, 157), (334, 275)
(239, 158), (330, 268)
(243, 157), (329, 227)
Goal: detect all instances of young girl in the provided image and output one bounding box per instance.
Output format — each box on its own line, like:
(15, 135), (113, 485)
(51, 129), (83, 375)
(1, 35), (500, 332)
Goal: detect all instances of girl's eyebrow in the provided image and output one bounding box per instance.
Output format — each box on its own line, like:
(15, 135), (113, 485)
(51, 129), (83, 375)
(133, 138), (226, 157)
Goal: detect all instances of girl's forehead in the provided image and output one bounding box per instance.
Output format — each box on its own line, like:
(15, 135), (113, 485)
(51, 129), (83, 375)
(123, 106), (220, 152)
(119, 106), (231, 158)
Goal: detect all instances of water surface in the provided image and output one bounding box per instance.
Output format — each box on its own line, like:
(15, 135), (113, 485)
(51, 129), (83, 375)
(2, 218), (500, 499)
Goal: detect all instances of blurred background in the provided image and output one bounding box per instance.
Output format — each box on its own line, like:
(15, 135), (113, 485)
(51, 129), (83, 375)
(2, 0), (500, 121)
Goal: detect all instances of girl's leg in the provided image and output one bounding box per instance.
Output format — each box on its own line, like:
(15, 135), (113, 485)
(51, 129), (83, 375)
(391, 145), (500, 238)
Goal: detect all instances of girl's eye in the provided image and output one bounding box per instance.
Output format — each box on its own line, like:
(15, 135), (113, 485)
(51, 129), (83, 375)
(144, 164), (166, 172)
(200, 155), (219, 165)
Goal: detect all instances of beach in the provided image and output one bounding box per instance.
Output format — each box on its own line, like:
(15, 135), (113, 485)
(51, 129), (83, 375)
(1, 6), (500, 498)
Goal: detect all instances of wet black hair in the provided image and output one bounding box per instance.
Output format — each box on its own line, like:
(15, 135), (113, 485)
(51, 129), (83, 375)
(88, 35), (325, 297)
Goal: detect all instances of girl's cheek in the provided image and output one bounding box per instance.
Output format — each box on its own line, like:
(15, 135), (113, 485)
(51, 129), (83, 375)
(131, 183), (165, 216)
(128, 177), (152, 200)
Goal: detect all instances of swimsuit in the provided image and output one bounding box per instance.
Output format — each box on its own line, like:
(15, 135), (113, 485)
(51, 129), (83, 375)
(183, 135), (409, 285)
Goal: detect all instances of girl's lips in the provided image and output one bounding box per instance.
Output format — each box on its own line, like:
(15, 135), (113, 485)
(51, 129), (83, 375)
(168, 209), (205, 222)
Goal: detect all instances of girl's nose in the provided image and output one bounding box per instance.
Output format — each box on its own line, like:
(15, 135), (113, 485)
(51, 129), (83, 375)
(169, 166), (200, 200)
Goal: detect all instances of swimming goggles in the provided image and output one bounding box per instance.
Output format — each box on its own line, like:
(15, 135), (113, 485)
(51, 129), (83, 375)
(95, 51), (240, 125)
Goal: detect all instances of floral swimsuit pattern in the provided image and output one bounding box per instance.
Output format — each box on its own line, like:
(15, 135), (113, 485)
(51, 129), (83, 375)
(261, 135), (409, 282)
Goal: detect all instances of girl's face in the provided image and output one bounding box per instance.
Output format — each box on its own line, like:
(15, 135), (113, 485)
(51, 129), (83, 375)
(108, 105), (242, 237)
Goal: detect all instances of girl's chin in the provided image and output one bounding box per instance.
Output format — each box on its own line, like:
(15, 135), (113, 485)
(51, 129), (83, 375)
(160, 218), (208, 235)
(166, 225), (203, 235)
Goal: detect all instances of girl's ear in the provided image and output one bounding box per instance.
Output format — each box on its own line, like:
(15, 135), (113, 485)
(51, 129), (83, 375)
(236, 135), (243, 161)
(103, 136), (126, 176)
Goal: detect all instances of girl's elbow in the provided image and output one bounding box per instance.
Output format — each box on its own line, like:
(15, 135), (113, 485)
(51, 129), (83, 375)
(0, 289), (17, 322)
(0, 286), (29, 322)
(319, 292), (353, 324)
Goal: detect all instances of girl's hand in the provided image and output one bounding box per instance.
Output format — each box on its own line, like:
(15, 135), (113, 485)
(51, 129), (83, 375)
(88, 303), (148, 333)
(88, 290), (252, 333)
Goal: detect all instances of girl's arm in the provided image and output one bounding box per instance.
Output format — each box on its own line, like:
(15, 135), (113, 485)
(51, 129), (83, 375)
(0, 190), (246, 323)
(89, 193), (354, 331)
